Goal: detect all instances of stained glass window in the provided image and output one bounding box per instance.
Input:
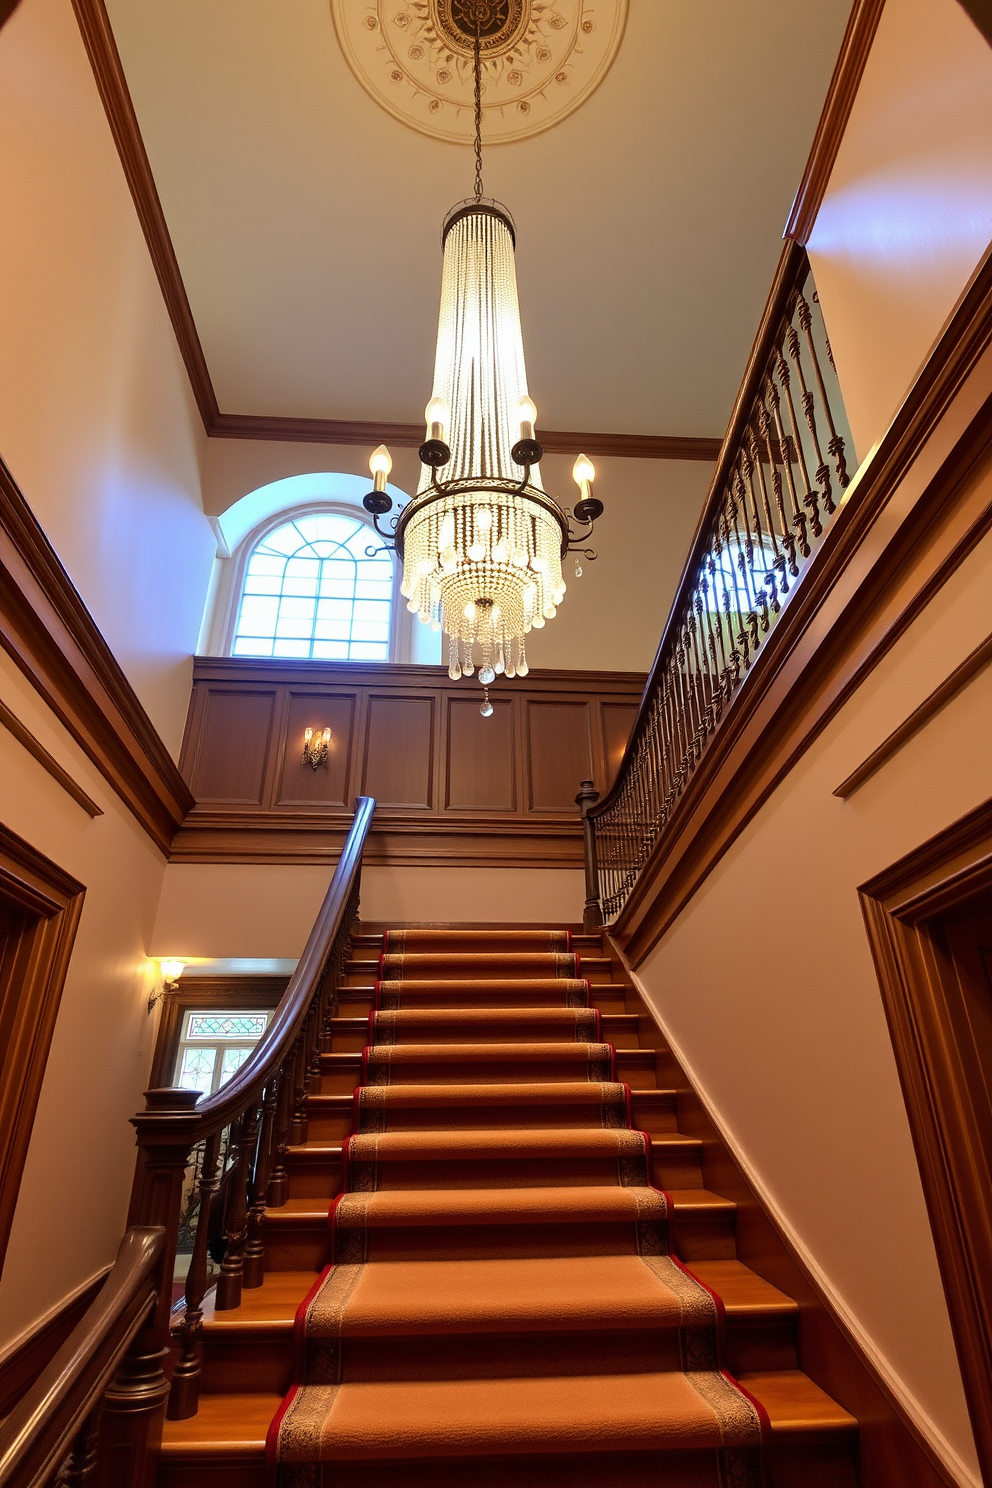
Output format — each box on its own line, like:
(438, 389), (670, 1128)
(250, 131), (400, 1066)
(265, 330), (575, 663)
(174, 1008), (273, 1098)
(232, 512), (394, 661)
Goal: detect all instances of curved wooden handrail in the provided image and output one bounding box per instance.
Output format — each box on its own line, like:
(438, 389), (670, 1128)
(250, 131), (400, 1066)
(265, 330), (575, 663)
(0, 1226), (164, 1488)
(135, 793), (376, 1141)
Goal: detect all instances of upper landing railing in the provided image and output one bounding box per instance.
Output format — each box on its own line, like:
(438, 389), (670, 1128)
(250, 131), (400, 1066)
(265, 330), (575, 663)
(578, 242), (852, 925)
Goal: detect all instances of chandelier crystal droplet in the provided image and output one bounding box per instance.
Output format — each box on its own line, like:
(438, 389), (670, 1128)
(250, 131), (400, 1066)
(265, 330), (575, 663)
(363, 29), (603, 710)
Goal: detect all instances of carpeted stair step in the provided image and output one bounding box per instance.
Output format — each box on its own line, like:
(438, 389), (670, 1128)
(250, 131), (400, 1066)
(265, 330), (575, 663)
(370, 1007), (601, 1044)
(384, 929), (572, 954)
(374, 978), (591, 1010)
(357, 1041), (617, 1087)
(353, 1080), (633, 1132)
(330, 1184), (670, 1262)
(378, 953), (581, 981)
(341, 1128), (651, 1191)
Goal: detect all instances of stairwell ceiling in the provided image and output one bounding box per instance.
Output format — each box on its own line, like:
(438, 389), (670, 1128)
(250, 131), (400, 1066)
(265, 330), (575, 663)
(103, 0), (852, 439)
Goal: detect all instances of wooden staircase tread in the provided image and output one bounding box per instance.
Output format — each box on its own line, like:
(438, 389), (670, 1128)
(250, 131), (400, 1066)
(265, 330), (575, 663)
(266, 1189), (730, 1223)
(685, 1261), (797, 1315)
(161, 1393), (281, 1454)
(201, 1272), (319, 1329)
(737, 1370), (857, 1435)
(664, 1189), (736, 1212)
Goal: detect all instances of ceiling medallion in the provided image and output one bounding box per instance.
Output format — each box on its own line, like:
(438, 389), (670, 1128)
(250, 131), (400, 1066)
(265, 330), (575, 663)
(331, 0), (628, 144)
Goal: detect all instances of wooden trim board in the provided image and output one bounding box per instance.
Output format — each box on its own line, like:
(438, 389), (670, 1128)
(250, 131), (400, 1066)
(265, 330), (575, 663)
(0, 1267), (110, 1418)
(784, 0), (887, 244)
(0, 457), (194, 854)
(0, 824), (85, 1278)
(0, 697), (103, 817)
(860, 799), (992, 1485)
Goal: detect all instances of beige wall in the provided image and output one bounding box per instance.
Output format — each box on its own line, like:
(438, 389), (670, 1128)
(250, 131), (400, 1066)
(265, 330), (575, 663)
(634, 500), (992, 1483)
(0, 652), (165, 1352)
(807, 0), (992, 462)
(0, 0), (215, 759)
(151, 863), (587, 960)
(202, 436), (713, 675)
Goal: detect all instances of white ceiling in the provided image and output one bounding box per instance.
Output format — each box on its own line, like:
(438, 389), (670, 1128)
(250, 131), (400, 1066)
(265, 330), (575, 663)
(105, 0), (853, 437)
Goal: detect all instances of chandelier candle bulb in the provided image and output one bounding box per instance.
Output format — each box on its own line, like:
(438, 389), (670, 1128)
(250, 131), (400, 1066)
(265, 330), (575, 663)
(369, 444), (392, 493)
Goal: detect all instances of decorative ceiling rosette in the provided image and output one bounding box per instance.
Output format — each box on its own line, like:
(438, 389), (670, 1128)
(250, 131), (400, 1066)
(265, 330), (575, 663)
(331, 0), (628, 144)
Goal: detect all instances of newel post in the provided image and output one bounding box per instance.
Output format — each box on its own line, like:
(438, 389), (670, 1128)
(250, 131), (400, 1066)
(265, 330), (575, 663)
(95, 1088), (200, 1488)
(575, 779), (603, 933)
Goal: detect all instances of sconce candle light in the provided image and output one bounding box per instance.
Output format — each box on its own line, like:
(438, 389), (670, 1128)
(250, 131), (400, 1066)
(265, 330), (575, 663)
(147, 957), (186, 1015)
(303, 727), (331, 771)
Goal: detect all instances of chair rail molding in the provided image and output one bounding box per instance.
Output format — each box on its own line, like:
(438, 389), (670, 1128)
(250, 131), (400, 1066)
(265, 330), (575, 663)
(0, 459), (194, 854)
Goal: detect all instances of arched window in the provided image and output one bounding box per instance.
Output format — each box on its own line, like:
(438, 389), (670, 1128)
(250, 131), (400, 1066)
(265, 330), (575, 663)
(232, 511), (394, 661)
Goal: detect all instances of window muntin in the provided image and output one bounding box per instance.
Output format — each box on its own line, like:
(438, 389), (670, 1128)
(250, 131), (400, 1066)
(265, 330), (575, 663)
(174, 1008), (273, 1098)
(232, 512), (394, 661)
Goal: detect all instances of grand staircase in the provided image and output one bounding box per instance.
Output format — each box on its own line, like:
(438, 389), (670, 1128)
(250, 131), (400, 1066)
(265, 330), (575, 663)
(161, 926), (857, 1487)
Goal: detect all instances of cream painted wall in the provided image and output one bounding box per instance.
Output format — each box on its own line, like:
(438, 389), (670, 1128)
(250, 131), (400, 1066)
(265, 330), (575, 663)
(0, 652), (165, 1353)
(202, 437), (713, 675)
(634, 513), (992, 1485)
(151, 863), (586, 960)
(0, 0), (216, 758)
(807, 0), (992, 462)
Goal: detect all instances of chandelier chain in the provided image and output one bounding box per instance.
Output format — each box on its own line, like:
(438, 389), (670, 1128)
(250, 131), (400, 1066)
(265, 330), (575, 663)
(473, 20), (484, 201)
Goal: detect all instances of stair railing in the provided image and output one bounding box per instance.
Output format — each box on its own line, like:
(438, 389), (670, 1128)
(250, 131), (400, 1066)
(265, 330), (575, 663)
(578, 242), (851, 926)
(0, 1227), (164, 1488)
(68, 794), (377, 1483)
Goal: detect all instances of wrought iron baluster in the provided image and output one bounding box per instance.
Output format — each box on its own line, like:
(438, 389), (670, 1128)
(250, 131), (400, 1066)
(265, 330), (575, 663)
(168, 1131), (221, 1419)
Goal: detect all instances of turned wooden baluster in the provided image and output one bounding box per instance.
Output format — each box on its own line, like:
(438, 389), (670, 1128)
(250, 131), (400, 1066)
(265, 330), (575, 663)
(215, 1107), (256, 1311)
(243, 1075), (279, 1287)
(168, 1132), (221, 1420)
(266, 1045), (298, 1207)
(575, 780), (603, 932)
(291, 1009), (314, 1146)
(55, 1406), (102, 1485)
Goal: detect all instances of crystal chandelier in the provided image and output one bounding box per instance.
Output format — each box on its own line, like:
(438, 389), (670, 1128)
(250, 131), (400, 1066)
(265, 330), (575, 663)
(364, 11), (604, 715)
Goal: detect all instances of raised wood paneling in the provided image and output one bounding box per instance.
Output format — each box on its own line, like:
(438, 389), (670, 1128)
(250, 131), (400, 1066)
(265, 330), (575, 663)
(362, 695), (435, 809)
(602, 702), (637, 788)
(445, 696), (514, 811)
(276, 693), (355, 807)
(189, 691), (275, 805)
(526, 701), (593, 813)
(174, 661), (646, 865)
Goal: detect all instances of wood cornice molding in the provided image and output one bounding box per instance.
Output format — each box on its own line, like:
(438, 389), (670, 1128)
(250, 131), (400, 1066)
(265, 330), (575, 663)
(0, 458), (194, 853)
(614, 242), (992, 965)
(784, 0), (887, 245)
(69, 0), (720, 465)
(70, 0), (218, 430)
(188, 656), (648, 691)
(210, 414), (721, 462)
(859, 800), (992, 1484)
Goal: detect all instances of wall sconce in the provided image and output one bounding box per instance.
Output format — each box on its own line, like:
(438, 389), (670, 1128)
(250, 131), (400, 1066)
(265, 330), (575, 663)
(303, 727), (331, 771)
(147, 958), (186, 1015)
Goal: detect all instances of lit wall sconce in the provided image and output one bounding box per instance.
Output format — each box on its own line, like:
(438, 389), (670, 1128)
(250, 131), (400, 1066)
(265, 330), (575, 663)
(303, 727), (331, 771)
(147, 957), (186, 1015)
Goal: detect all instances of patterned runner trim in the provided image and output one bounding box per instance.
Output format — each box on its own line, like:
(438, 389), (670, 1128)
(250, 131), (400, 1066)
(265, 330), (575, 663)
(375, 978), (591, 1010)
(296, 1264), (365, 1385)
(353, 1081), (631, 1133)
(639, 1256), (720, 1370)
(369, 1007), (600, 1045)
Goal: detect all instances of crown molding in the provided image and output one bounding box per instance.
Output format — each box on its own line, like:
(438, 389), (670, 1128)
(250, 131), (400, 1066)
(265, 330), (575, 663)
(0, 457), (194, 854)
(209, 414), (721, 462)
(70, 0), (720, 465)
(784, 0), (887, 245)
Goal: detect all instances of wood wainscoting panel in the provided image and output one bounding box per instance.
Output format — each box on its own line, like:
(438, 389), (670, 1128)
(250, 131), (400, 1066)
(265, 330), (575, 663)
(172, 660), (645, 865)
(602, 702), (639, 789)
(187, 690), (275, 805)
(526, 700), (594, 813)
(362, 694), (435, 809)
(445, 695), (515, 812)
(276, 692), (355, 807)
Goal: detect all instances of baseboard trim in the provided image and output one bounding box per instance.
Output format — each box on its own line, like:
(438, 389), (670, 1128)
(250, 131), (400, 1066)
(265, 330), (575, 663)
(622, 953), (978, 1488)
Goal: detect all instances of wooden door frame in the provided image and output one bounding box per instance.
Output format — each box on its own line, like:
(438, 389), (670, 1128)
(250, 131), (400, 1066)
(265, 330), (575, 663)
(860, 797), (992, 1484)
(0, 824), (85, 1276)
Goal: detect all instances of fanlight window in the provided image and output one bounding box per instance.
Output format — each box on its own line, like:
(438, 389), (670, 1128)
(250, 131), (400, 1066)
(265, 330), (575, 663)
(232, 512), (394, 661)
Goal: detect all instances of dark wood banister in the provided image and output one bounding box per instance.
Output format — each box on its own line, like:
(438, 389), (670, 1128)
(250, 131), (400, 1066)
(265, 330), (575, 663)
(0, 1226), (164, 1488)
(147, 792), (376, 1138)
(586, 240), (808, 832)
